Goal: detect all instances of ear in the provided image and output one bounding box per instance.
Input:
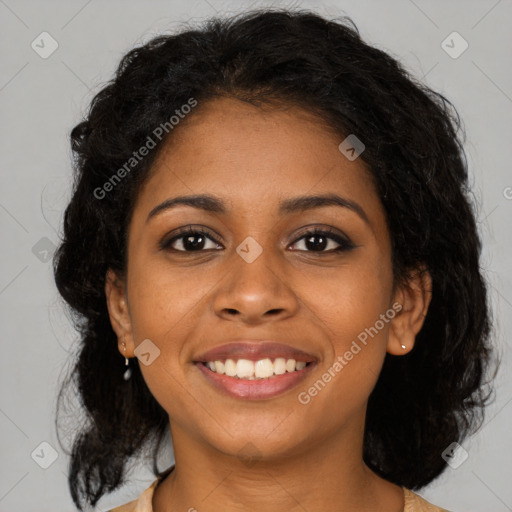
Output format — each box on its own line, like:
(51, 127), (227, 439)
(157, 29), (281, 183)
(387, 266), (432, 355)
(105, 268), (135, 358)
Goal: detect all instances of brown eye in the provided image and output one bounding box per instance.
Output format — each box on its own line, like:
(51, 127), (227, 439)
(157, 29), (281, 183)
(289, 228), (355, 253)
(160, 227), (223, 252)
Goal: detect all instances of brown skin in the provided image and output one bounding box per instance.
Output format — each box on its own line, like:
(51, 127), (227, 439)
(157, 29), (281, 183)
(105, 97), (432, 512)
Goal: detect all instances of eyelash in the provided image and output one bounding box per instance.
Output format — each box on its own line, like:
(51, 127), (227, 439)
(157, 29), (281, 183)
(159, 226), (355, 254)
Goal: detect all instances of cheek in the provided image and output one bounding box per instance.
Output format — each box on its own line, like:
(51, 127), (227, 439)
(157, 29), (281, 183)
(124, 255), (231, 414)
(304, 253), (392, 340)
(299, 254), (392, 391)
(296, 277), (391, 424)
(126, 255), (214, 342)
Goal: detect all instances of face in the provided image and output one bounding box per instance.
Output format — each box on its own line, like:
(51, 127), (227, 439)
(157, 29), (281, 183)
(106, 96), (430, 462)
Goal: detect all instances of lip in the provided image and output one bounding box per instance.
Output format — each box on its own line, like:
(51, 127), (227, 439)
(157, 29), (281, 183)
(195, 359), (317, 400)
(193, 341), (318, 363)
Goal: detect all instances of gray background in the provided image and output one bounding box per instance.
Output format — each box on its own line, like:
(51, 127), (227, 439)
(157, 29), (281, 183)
(1, 0), (511, 510)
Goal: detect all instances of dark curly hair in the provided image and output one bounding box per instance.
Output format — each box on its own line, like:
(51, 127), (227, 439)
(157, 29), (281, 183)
(53, 8), (496, 511)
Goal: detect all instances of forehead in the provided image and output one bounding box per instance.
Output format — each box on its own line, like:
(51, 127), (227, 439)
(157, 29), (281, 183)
(132, 97), (387, 237)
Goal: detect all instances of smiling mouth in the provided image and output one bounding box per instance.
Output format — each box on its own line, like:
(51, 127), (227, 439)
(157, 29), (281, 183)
(197, 357), (314, 380)
(194, 357), (317, 400)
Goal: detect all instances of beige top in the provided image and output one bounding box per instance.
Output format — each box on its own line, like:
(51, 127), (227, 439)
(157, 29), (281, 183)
(108, 468), (450, 512)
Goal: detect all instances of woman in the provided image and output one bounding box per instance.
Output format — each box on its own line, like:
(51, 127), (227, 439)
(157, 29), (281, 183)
(53, 8), (495, 512)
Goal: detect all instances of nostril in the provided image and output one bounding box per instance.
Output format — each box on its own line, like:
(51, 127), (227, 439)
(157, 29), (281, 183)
(265, 309), (284, 316)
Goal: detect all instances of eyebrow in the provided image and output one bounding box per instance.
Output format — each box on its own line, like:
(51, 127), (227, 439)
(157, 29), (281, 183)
(146, 193), (370, 226)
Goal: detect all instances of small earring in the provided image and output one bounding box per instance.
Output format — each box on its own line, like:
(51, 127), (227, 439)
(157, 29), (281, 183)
(121, 341), (132, 381)
(401, 344), (407, 350)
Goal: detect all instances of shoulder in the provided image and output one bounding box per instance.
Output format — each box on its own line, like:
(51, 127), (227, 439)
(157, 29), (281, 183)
(109, 480), (452, 512)
(107, 478), (160, 512)
(403, 487), (452, 512)
(108, 498), (138, 512)
(109, 466), (175, 512)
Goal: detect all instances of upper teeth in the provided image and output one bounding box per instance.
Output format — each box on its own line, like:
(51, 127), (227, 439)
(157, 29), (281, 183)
(205, 358), (307, 379)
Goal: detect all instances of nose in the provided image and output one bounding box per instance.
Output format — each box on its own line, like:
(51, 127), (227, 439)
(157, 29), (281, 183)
(212, 245), (299, 325)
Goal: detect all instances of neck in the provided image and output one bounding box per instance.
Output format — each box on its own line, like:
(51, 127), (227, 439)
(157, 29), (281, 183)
(152, 417), (404, 512)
